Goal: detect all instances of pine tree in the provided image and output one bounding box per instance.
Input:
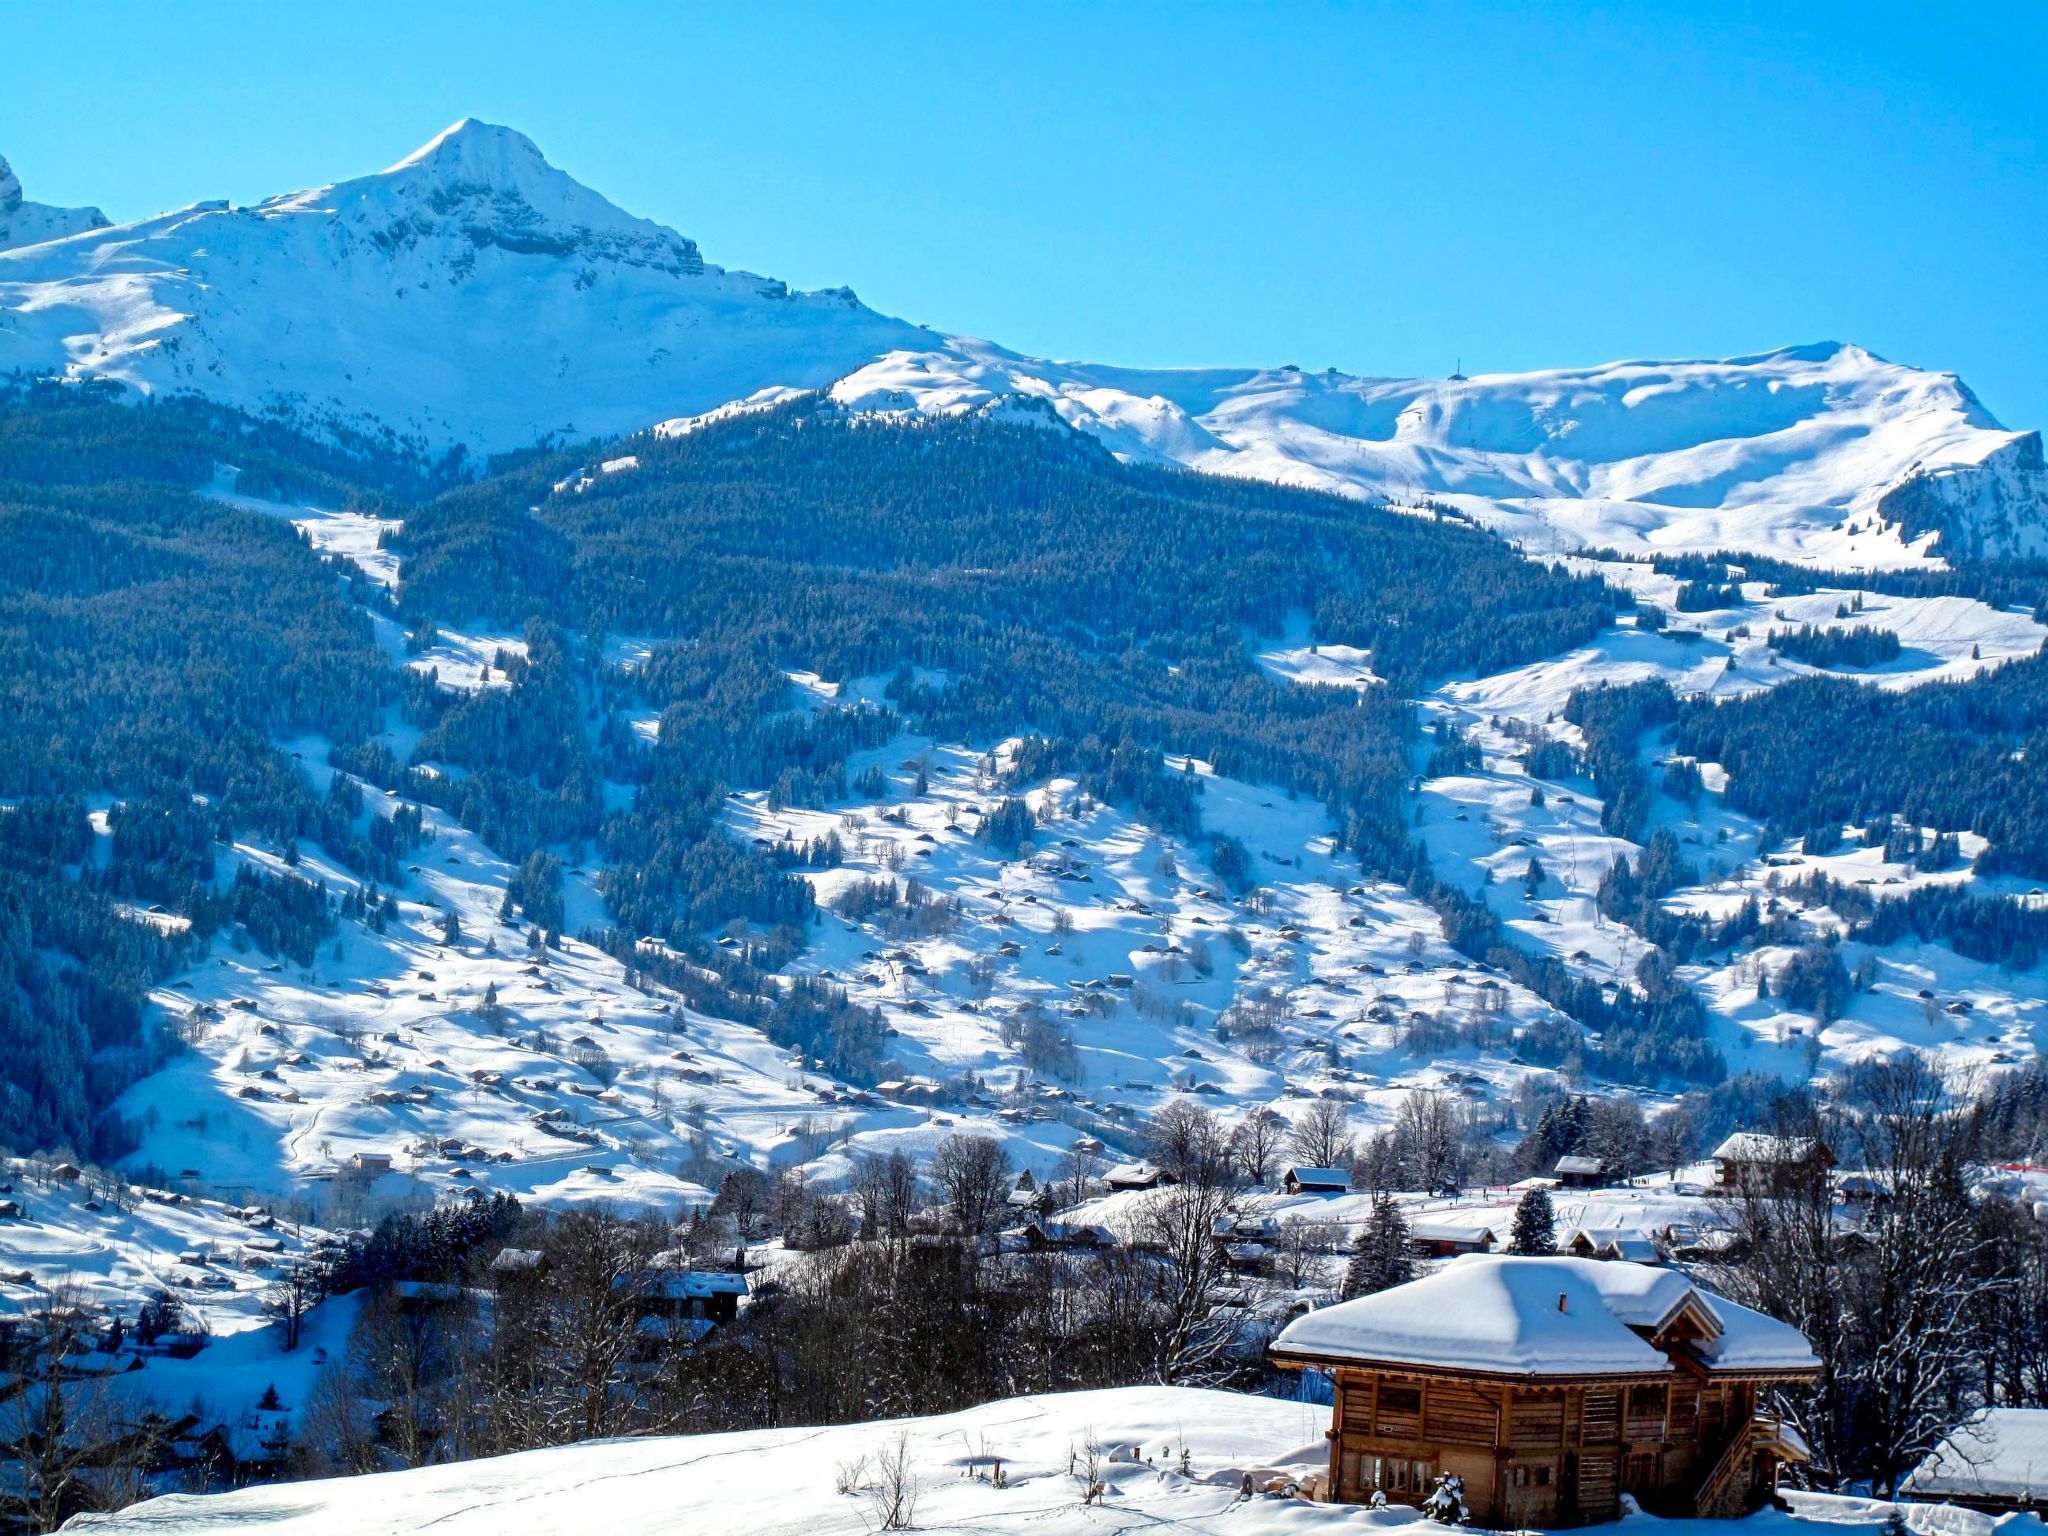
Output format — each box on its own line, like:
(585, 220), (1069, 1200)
(1422, 1472), (1470, 1524)
(1343, 1193), (1415, 1297)
(1507, 1186), (1556, 1255)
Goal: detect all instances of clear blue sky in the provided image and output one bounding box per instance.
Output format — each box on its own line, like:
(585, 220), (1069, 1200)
(8, 2), (2045, 428)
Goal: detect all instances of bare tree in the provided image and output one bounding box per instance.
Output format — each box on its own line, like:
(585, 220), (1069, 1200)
(1287, 1098), (1355, 1172)
(866, 1431), (921, 1529)
(262, 1259), (318, 1352)
(1391, 1089), (1462, 1192)
(1146, 1098), (1229, 1182)
(5, 1288), (163, 1532)
(1050, 1143), (1103, 1208)
(852, 1149), (920, 1239)
(1711, 1059), (1993, 1493)
(540, 1207), (662, 1442)
(1271, 1216), (1342, 1289)
(929, 1133), (1012, 1234)
(1130, 1163), (1241, 1383)
(1230, 1108), (1290, 1187)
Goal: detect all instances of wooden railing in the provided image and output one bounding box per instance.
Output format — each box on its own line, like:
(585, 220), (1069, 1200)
(1692, 1417), (1767, 1517)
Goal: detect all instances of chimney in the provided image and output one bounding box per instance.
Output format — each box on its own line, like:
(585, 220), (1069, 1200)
(1558, 1292), (1568, 1313)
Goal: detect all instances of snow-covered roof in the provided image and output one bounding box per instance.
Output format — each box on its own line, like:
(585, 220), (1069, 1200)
(1105, 1162), (1169, 1186)
(1555, 1155), (1604, 1175)
(1905, 1409), (2048, 1501)
(1284, 1167), (1351, 1188)
(1272, 1255), (1817, 1378)
(626, 1270), (748, 1300)
(1711, 1133), (1818, 1164)
(1408, 1219), (1496, 1247)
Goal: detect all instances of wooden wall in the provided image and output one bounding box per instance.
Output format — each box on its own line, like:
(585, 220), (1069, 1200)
(1329, 1369), (1765, 1527)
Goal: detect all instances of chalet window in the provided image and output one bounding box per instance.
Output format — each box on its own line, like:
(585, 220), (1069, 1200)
(1370, 1455), (1436, 1495)
(1511, 1464), (1554, 1488)
(1375, 1385), (1423, 1438)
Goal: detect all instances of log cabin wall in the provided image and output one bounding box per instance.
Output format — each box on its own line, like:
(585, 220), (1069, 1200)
(1328, 1368), (1775, 1527)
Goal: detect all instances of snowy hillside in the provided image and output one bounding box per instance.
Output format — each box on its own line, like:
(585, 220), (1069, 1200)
(2, 124), (2041, 562)
(89, 461), (2048, 1231)
(832, 339), (2048, 567)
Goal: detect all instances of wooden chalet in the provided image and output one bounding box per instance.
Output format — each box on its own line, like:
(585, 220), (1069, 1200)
(1554, 1154), (1607, 1189)
(1407, 1219), (1497, 1258)
(1270, 1256), (1818, 1527)
(1104, 1161), (1176, 1192)
(1709, 1133), (1830, 1192)
(1283, 1166), (1353, 1195)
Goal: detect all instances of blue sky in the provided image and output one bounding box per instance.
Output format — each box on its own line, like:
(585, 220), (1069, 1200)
(8, 2), (2045, 428)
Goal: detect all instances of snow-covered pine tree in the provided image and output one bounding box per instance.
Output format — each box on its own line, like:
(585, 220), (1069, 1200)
(1343, 1192), (1416, 1297)
(1422, 1472), (1470, 1524)
(1508, 1185), (1556, 1255)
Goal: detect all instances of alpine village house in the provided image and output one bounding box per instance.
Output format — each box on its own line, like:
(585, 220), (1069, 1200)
(1270, 1255), (1819, 1527)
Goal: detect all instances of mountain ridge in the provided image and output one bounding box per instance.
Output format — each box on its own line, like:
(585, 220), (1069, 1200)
(2, 120), (2042, 565)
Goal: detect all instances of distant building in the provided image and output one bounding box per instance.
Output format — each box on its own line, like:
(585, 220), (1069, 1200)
(1283, 1167), (1352, 1195)
(1105, 1162), (1176, 1192)
(1554, 1154), (1606, 1189)
(1566, 1230), (1662, 1265)
(1407, 1220), (1497, 1258)
(1270, 1256), (1819, 1524)
(1709, 1133), (1829, 1192)
(1905, 1408), (2048, 1513)
(350, 1152), (394, 1176)
(1019, 1218), (1114, 1252)
(489, 1248), (550, 1286)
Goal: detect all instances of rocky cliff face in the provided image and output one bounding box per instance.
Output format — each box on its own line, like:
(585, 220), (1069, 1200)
(1878, 429), (2048, 560)
(0, 154), (109, 252)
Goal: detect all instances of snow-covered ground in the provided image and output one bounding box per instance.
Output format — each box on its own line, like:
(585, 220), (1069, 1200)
(0, 1157), (324, 1339)
(60, 1381), (2031, 1536)
(114, 722), (1568, 1215)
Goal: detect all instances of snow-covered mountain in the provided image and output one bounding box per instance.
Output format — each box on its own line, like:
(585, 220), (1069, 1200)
(833, 339), (2048, 567)
(0, 121), (930, 454)
(2, 120), (2042, 564)
(0, 152), (108, 251)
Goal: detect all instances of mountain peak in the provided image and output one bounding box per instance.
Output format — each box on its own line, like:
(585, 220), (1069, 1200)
(0, 152), (110, 253)
(257, 118), (708, 278)
(383, 117), (550, 180)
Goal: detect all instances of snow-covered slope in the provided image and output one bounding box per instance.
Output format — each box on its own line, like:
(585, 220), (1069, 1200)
(60, 1380), (1990, 1536)
(0, 153), (108, 251)
(0, 121), (929, 453)
(64, 1386), (1341, 1535)
(832, 339), (2048, 567)
(2, 124), (2040, 563)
